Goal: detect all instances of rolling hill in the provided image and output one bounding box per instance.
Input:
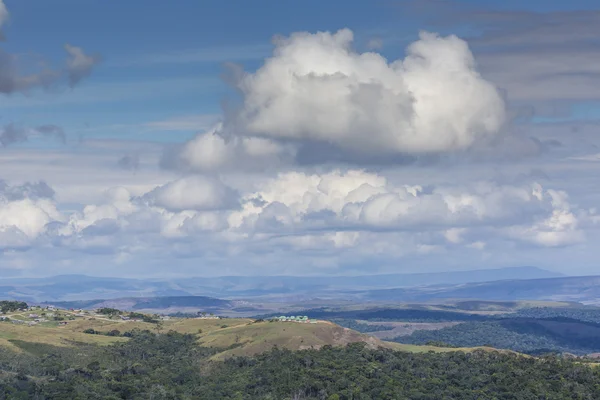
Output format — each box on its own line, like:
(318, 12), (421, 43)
(0, 310), (471, 359)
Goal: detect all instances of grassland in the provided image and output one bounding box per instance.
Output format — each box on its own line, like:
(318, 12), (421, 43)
(4, 300), (555, 361)
(1, 306), (489, 359)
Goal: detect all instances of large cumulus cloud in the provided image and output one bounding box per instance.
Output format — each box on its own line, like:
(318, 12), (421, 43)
(236, 29), (506, 154)
(174, 29), (507, 171)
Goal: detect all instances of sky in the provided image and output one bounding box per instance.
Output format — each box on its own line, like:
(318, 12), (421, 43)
(1, 0), (600, 278)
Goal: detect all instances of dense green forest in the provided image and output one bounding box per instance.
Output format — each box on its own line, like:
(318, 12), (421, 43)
(512, 307), (600, 324)
(1, 329), (600, 399)
(395, 318), (600, 355)
(291, 306), (600, 356)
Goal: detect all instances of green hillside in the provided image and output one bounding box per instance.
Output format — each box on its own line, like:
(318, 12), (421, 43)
(0, 329), (598, 399)
(0, 306), (459, 359)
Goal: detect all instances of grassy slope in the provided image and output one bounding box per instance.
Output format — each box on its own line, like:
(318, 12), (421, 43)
(0, 323), (126, 351)
(198, 320), (387, 359)
(0, 316), (508, 359)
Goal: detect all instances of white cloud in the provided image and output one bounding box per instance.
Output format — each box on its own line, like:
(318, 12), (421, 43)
(173, 124), (294, 172)
(145, 175), (238, 211)
(0, 0), (8, 29)
(507, 189), (586, 247)
(0, 182), (64, 246)
(228, 169), (387, 230)
(232, 29), (506, 156)
(229, 170), (592, 252)
(170, 29), (509, 172)
(444, 228), (465, 244)
(0, 198), (62, 238)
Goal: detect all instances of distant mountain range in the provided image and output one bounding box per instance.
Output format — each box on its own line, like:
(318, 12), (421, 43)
(359, 275), (600, 304)
(43, 296), (237, 313)
(0, 266), (560, 302)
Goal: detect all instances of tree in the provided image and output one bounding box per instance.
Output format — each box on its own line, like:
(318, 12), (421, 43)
(97, 308), (122, 316)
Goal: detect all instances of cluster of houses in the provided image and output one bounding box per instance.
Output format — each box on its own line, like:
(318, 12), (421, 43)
(27, 305), (57, 312)
(196, 312), (220, 319)
(274, 315), (317, 323)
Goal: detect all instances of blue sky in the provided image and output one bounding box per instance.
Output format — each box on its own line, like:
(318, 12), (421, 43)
(3, 0), (598, 143)
(4, 0), (421, 143)
(2, 0), (600, 278)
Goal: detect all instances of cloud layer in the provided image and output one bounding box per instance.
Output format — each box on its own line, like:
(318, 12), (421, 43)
(0, 167), (594, 275)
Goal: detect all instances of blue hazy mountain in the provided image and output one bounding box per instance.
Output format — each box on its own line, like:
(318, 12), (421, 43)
(0, 266), (562, 301)
(362, 275), (600, 304)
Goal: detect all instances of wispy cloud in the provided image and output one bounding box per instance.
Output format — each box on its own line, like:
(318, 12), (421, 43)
(110, 43), (271, 67)
(144, 114), (221, 131)
(397, 1), (600, 106)
(0, 76), (221, 109)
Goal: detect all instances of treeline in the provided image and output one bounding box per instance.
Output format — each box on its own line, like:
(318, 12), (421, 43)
(131, 296), (230, 309)
(332, 319), (394, 333)
(1, 332), (600, 399)
(96, 307), (122, 315)
(96, 308), (161, 323)
(0, 300), (27, 313)
(83, 326), (162, 338)
(282, 308), (489, 322)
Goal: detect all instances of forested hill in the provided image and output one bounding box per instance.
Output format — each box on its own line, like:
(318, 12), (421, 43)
(1, 330), (600, 399)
